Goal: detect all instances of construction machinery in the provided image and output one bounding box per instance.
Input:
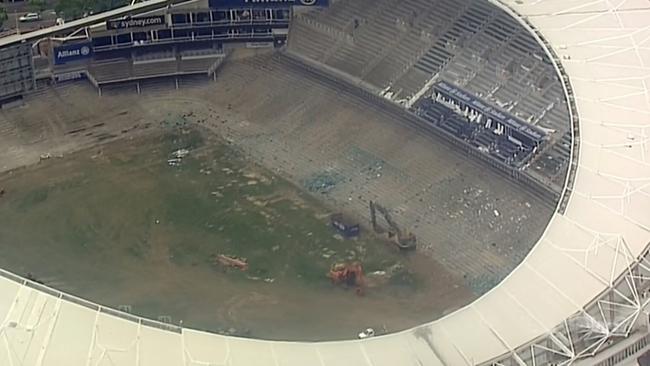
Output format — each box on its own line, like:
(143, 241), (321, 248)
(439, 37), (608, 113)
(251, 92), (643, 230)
(330, 213), (360, 237)
(369, 201), (417, 250)
(328, 262), (364, 295)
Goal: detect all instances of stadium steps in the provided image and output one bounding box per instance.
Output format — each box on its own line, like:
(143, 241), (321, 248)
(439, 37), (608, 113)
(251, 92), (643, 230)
(289, 0), (572, 189)
(287, 18), (339, 62)
(137, 78), (177, 95)
(88, 60), (131, 84)
(179, 57), (221, 74)
(132, 60), (178, 78)
(176, 74), (213, 88)
(0, 116), (18, 139)
(357, 0), (446, 87)
(292, 0), (467, 94)
(301, 0), (393, 33)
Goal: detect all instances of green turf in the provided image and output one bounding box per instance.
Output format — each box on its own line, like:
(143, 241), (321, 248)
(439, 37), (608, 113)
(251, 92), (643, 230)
(0, 126), (415, 290)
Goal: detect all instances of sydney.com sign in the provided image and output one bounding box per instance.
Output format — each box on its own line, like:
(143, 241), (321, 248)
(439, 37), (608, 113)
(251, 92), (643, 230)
(106, 15), (166, 30)
(53, 42), (93, 65)
(210, 0), (329, 7)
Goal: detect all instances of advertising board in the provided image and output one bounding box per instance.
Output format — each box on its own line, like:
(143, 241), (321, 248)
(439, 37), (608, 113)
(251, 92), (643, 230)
(53, 42), (93, 65)
(54, 71), (86, 82)
(106, 15), (166, 30)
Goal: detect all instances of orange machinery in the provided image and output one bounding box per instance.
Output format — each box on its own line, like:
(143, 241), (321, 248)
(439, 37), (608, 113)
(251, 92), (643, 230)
(328, 262), (364, 295)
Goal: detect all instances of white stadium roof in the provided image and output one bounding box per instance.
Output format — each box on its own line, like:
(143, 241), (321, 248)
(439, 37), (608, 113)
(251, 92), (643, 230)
(1, 0), (650, 365)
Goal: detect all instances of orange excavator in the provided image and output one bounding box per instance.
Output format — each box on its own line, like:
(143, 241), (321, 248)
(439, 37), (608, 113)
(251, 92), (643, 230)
(328, 262), (364, 295)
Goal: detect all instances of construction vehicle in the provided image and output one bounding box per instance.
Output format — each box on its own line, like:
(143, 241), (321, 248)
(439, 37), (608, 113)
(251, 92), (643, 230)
(330, 213), (360, 237)
(328, 262), (364, 295)
(369, 201), (417, 250)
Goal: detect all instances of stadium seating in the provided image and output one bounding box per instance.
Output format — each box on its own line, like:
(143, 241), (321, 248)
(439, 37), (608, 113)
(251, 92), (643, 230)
(133, 50), (176, 63)
(132, 60), (179, 78)
(179, 47), (223, 59)
(86, 45), (225, 84)
(287, 18), (340, 62)
(289, 0), (571, 185)
(88, 59), (131, 83)
(179, 57), (220, 74)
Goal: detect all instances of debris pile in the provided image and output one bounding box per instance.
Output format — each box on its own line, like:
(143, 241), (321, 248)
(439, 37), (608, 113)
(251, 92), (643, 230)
(168, 148), (190, 167)
(304, 172), (342, 194)
(214, 254), (248, 271)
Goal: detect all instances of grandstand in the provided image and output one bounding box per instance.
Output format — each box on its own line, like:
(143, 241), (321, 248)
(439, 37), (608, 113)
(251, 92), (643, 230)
(13, 0), (573, 200)
(289, 0), (573, 194)
(16, 0), (291, 92)
(413, 80), (547, 168)
(0, 0), (648, 365)
(0, 43), (35, 104)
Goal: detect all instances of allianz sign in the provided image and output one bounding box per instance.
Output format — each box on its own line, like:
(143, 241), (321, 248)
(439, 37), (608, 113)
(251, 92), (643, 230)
(57, 46), (91, 59)
(53, 43), (93, 65)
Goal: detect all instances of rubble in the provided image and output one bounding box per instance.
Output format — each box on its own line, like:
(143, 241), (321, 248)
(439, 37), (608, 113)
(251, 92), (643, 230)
(214, 254), (248, 271)
(172, 149), (190, 158)
(304, 172), (342, 194)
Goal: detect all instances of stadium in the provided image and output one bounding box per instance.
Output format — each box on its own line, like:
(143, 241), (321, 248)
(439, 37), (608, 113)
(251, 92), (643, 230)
(0, 0), (648, 365)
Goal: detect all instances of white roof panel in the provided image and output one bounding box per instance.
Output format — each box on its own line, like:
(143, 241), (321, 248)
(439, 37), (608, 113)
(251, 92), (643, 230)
(139, 326), (184, 366)
(525, 242), (604, 304)
(228, 338), (276, 366)
(431, 307), (508, 363)
(4, 289), (60, 366)
(317, 341), (369, 366)
(0, 276), (21, 319)
(363, 333), (437, 366)
(503, 263), (577, 327)
(402, 331), (446, 366)
(42, 301), (96, 366)
(89, 312), (140, 366)
(272, 342), (322, 366)
(183, 329), (230, 365)
(474, 285), (547, 345)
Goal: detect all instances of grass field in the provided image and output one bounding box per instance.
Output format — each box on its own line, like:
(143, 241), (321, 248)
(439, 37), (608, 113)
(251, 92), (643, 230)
(0, 121), (472, 340)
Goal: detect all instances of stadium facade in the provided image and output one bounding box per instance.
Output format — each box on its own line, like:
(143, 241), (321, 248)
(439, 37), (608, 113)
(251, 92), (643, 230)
(0, 0), (648, 365)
